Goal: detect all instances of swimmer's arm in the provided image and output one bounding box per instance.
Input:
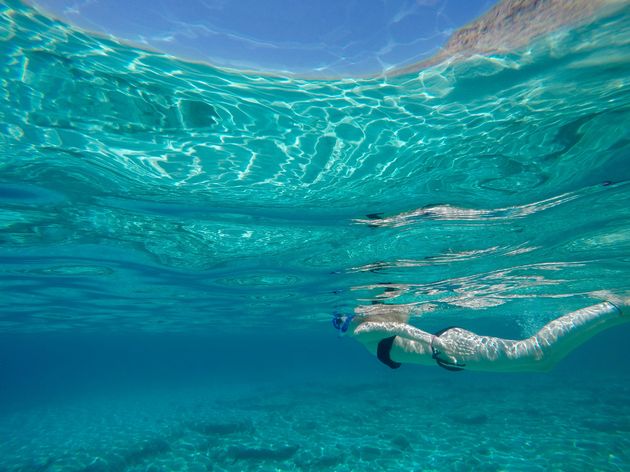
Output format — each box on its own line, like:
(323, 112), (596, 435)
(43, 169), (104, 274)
(352, 321), (435, 362)
(353, 321), (433, 344)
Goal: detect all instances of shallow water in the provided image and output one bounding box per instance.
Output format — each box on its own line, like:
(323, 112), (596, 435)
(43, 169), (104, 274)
(1, 1), (630, 471)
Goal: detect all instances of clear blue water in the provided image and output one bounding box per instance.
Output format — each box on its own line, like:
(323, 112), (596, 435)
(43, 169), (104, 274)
(1, 1), (630, 471)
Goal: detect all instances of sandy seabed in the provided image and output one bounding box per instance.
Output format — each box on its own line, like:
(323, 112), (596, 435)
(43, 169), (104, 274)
(1, 371), (628, 472)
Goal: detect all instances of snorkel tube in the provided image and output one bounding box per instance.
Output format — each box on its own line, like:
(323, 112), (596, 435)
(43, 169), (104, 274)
(332, 312), (355, 335)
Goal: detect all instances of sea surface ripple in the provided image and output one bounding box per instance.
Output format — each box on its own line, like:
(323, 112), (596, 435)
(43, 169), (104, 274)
(1, 0), (629, 333)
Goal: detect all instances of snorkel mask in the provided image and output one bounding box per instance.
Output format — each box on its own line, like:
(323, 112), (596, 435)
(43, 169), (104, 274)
(332, 312), (355, 336)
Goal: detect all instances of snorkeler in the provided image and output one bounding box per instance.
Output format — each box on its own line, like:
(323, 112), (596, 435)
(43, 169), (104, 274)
(332, 296), (629, 372)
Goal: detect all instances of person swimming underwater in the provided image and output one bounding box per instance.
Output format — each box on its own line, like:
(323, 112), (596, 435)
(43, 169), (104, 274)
(332, 295), (629, 372)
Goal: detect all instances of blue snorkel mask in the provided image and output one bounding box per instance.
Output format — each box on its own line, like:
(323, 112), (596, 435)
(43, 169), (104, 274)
(332, 312), (355, 336)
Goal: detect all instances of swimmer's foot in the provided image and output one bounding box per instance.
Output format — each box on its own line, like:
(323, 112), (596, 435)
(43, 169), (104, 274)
(617, 297), (630, 317)
(610, 296), (629, 317)
(590, 291), (630, 317)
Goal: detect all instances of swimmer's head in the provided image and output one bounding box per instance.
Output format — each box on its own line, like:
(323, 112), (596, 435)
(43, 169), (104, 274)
(332, 312), (355, 335)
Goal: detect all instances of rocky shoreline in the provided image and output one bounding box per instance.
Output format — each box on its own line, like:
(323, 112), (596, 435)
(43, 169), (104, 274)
(391, 0), (627, 76)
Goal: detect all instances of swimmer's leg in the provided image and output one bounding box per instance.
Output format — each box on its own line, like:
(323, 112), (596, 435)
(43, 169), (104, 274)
(522, 301), (629, 370)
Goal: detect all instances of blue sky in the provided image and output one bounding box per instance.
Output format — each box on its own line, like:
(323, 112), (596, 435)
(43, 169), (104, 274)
(29, 0), (497, 76)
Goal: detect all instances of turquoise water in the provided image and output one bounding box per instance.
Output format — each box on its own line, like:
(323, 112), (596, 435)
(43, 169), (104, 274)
(1, 1), (630, 470)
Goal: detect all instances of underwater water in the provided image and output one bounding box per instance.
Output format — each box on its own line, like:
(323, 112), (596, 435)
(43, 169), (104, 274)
(1, 0), (630, 470)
